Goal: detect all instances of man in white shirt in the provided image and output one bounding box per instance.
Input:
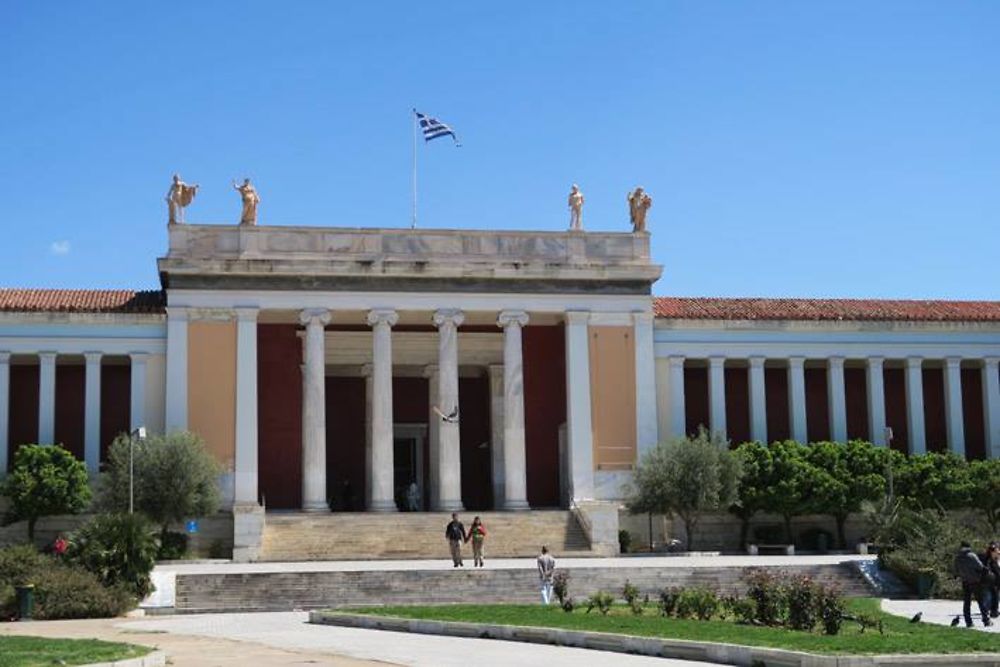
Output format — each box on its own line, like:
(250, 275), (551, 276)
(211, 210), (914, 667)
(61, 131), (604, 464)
(537, 545), (556, 604)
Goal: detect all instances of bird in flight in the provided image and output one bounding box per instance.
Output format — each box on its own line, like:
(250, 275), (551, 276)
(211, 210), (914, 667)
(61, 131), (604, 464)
(433, 405), (459, 423)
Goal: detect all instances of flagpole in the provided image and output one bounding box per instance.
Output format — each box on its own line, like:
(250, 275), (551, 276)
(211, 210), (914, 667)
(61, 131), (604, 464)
(411, 109), (418, 229)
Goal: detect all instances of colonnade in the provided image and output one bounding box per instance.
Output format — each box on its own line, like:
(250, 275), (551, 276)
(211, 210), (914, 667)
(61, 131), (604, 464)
(665, 355), (1000, 456)
(0, 351), (149, 474)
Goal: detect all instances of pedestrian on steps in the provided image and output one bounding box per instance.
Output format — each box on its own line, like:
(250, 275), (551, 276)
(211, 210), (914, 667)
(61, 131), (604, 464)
(466, 516), (487, 567)
(445, 513), (466, 567)
(537, 545), (556, 604)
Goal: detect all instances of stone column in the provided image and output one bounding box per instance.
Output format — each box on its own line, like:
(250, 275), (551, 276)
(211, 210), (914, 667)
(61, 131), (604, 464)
(487, 364), (505, 509)
(234, 308), (259, 505)
(165, 307), (189, 431)
(424, 365), (441, 509)
(129, 352), (148, 432)
(300, 308), (331, 512)
(632, 312), (658, 458)
(0, 352), (10, 475)
(943, 357), (966, 458)
(748, 356), (767, 443)
(866, 356), (887, 445)
(564, 311), (594, 501)
(83, 352), (102, 474)
(827, 356), (847, 443)
(788, 357), (807, 443)
(667, 355), (686, 438)
(367, 308), (399, 512)
(983, 358), (1000, 459)
(433, 309), (464, 512)
(905, 356), (926, 455)
(38, 352), (57, 445)
(498, 310), (529, 510)
(708, 356), (727, 439)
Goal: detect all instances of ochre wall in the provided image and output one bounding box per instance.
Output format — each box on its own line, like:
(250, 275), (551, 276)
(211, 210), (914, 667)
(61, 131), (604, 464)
(588, 326), (636, 470)
(187, 321), (237, 470)
(522, 325), (564, 507)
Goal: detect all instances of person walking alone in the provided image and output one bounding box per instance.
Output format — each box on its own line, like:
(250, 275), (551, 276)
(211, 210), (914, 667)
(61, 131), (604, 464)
(445, 513), (466, 567)
(955, 541), (992, 627)
(983, 542), (1000, 619)
(537, 545), (556, 604)
(466, 516), (487, 567)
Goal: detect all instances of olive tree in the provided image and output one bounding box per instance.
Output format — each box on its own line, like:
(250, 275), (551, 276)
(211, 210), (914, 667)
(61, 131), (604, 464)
(627, 429), (743, 550)
(1, 444), (91, 540)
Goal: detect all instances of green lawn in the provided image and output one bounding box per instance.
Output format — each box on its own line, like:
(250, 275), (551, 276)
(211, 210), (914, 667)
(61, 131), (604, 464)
(350, 599), (1000, 656)
(0, 636), (150, 667)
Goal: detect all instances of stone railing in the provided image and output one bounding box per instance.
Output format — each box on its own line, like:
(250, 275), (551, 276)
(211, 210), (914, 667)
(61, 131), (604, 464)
(166, 223), (652, 266)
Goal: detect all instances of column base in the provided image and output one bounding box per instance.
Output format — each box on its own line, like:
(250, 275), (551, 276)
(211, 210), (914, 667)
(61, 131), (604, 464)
(435, 500), (465, 512)
(503, 499), (530, 511)
(368, 500), (398, 512)
(301, 502), (329, 513)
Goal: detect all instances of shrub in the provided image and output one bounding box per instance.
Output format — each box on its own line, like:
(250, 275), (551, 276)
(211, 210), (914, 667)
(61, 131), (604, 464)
(552, 570), (570, 605)
(743, 568), (786, 626)
(818, 585), (846, 636)
(725, 595), (758, 625)
(675, 587), (719, 621)
(561, 597), (575, 613)
(98, 431), (221, 543)
(622, 579), (640, 606)
(786, 576), (821, 631)
(658, 587), (681, 617)
(68, 513), (159, 598)
(0, 543), (48, 585)
(1, 444), (92, 540)
(585, 591), (614, 615)
(618, 529), (633, 554)
(158, 531), (189, 560)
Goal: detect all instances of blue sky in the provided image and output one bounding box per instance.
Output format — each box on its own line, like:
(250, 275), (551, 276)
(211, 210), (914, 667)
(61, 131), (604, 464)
(1, 2), (998, 298)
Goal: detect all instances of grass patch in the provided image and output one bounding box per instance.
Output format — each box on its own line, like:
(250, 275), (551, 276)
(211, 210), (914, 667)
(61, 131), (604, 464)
(0, 635), (150, 667)
(349, 599), (1000, 656)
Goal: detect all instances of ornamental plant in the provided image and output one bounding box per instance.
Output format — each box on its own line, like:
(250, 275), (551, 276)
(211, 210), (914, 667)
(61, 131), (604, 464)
(68, 513), (159, 598)
(806, 440), (890, 549)
(1, 444), (91, 541)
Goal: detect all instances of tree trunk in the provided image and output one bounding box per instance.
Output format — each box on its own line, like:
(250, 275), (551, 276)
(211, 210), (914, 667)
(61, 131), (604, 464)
(835, 514), (848, 550)
(739, 516), (750, 549)
(683, 516), (697, 551)
(27, 517), (36, 542)
(783, 514), (794, 545)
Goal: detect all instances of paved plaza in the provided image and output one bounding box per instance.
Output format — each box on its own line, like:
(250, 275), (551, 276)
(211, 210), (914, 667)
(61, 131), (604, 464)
(883, 599), (1000, 632)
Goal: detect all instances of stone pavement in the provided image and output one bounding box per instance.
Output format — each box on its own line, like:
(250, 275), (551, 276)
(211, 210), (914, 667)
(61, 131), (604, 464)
(883, 598), (1000, 632)
(121, 611), (720, 667)
(147, 553), (873, 609)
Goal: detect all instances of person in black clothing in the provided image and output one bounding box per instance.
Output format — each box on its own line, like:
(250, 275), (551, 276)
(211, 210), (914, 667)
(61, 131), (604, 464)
(955, 541), (992, 628)
(445, 513), (466, 567)
(983, 542), (1000, 619)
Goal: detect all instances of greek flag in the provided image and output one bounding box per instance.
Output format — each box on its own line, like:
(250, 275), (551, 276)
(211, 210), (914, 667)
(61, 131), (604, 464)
(415, 110), (461, 145)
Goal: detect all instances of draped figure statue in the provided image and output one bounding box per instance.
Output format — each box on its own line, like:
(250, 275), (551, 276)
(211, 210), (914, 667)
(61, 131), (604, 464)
(233, 178), (261, 226)
(166, 174), (199, 224)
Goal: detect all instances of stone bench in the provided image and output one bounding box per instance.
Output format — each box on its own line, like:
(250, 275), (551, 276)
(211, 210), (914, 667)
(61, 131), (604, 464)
(746, 543), (795, 556)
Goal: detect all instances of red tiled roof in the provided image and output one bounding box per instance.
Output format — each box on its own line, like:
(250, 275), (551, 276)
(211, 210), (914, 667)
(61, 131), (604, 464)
(654, 297), (1000, 323)
(0, 289), (165, 314)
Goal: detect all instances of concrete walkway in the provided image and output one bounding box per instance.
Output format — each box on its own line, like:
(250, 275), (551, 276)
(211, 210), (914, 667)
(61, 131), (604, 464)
(146, 554), (873, 609)
(121, 611), (721, 666)
(883, 599), (1000, 632)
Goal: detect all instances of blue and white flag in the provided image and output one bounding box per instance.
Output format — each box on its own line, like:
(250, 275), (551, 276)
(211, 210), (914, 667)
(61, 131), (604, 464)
(415, 110), (461, 146)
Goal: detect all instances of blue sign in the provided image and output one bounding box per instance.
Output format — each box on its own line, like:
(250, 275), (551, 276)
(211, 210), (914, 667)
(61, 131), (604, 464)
(186, 520), (199, 534)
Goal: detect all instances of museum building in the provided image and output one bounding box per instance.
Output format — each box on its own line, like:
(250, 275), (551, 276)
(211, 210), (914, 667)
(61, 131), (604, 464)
(1, 220), (999, 553)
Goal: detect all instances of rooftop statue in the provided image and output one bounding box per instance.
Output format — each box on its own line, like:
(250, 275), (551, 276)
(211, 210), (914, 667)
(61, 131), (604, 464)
(627, 186), (652, 233)
(166, 174), (199, 224)
(233, 178), (260, 226)
(568, 184), (584, 231)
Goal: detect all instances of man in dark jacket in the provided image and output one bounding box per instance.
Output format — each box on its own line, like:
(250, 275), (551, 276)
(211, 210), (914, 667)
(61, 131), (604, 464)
(445, 513), (466, 567)
(955, 541), (991, 627)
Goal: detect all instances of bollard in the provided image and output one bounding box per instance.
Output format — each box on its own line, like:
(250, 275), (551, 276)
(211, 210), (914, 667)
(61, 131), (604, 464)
(15, 584), (34, 620)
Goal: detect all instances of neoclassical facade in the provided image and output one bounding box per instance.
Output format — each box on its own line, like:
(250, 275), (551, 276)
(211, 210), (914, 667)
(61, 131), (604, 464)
(1, 222), (999, 526)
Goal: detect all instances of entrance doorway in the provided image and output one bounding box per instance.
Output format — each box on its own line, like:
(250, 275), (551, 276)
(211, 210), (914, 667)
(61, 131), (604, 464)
(393, 423), (427, 510)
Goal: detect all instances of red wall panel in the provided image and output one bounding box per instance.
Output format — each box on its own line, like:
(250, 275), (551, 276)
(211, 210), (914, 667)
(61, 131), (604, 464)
(54, 364), (85, 460)
(724, 367), (750, 446)
(522, 325), (564, 507)
(327, 376), (366, 510)
(257, 324), (303, 509)
(844, 368), (869, 441)
(883, 368), (909, 454)
(764, 367), (790, 442)
(99, 364), (130, 463)
(8, 364), (39, 467)
(805, 367), (830, 443)
(459, 376), (492, 510)
(922, 368), (946, 453)
(961, 368), (985, 460)
(684, 366), (709, 437)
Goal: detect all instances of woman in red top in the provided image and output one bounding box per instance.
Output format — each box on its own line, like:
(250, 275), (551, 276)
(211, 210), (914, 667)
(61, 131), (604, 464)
(466, 516), (487, 567)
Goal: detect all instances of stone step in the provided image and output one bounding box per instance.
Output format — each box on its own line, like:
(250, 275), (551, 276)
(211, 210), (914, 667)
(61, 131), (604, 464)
(173, 562), (875, 613)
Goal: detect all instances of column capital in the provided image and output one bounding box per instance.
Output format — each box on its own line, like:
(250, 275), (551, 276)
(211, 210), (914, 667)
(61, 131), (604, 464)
(497, 310), (529, 328)
(985, 356), (1000, 368)
(367, 308), (399, 328)
(748, 355), (766, 368)
(708, 355), (726, 368)
(487, 363), (504, 379)
(165, 306), (189, 321)
(828, 356), (845, 368)
(945, 356), (963, 369)
(906, 356), (923, 369)
(788, 356), (805, 369)
(300, 308), (332, 327)
(234, 307), (259, 322)
(38, 351), (57, 363)
(83, 351), (103, 364)
(0, 351), (9, 364)
(433, 308), (464, 328)
(129, 351), (149, 364)
(632, 311), (654, 325)
(360, 362), (373, 378)
(867, 355), (885, 366)
(667, 355), (685, 368)
(564, 310), (590, 326)
(422, 364), (439, 379)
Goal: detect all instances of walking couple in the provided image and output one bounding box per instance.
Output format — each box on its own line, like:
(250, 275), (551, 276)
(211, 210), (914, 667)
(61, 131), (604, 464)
(445, 513), (488, 567)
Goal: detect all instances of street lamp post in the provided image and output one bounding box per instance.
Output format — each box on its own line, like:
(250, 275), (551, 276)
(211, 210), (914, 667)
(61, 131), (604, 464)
(129, 427), (147, 514)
